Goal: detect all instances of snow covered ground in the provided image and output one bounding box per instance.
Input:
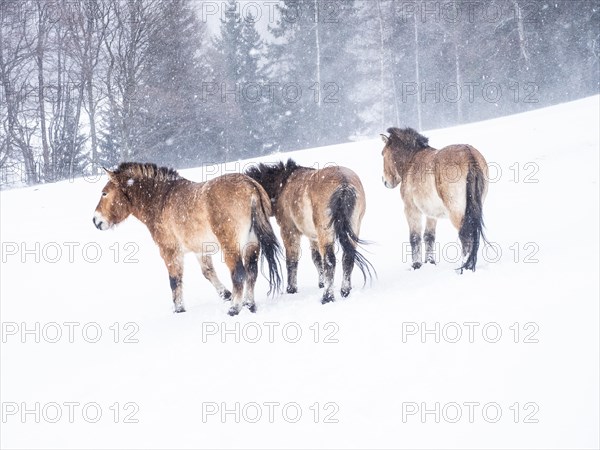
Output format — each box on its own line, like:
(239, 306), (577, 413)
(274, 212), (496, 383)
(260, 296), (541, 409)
(1, 96), (598, 449)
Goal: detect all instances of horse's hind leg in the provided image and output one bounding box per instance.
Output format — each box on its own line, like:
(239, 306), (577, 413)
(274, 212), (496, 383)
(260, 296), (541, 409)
(159, 247), (185, 313)
(405, 203), (424, 269)
(449, 211), (472, 263)
(223, 250), (246, 316)
(282, 227), (302, 294)
(341, 224), (361, 297)
(242, 242), (259, 313)
(310, 240), (325, 288)
(424, 217), (437, 264)
(319, 240), (336, 304)
(198, 254), (231, 301)
(341, 246), (355, 297)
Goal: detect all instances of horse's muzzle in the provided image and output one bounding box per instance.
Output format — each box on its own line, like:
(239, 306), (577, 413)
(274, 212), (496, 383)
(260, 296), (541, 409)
(92, 213), (109, 230)
(382, 177), (394, 189)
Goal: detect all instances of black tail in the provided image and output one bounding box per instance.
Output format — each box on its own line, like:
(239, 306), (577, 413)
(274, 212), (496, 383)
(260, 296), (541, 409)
(251, 198), (283, 295)
(458, 154), (487, 273)
(329, 185), (376, 285)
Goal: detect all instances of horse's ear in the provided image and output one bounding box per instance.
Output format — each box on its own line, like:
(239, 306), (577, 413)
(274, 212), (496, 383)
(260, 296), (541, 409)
(380, 134), (389, 144)
(103, 167), (117, 182)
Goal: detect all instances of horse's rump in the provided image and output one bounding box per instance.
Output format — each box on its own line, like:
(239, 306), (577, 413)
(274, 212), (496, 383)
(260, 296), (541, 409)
(328, 182), (375, 285)
(246, 159), (374, 301)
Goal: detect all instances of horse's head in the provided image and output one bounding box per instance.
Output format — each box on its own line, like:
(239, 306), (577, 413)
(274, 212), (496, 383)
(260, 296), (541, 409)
(381, 127), (429, 189)
(92, 169), (132, 230)
(381, 133), (400, 189)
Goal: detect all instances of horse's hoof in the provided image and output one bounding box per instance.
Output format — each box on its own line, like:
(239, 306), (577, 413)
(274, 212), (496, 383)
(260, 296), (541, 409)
(220, 290), (232, 301)
(426, 258), (436, 265)
(245, 303), (257, 313)
(174, 305), (186, 313)
(457, 264), (475, 274)
(318, 282), (324, 289)
(412, 262), (422, 270)
(321, 292), (335, 304)
(340, 288), (351, 298)
(287, 286), (298, 294)
(227, 306), (240, 316)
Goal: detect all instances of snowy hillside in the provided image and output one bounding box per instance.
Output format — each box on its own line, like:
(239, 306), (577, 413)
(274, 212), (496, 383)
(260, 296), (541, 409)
(1, 96), (598, 449)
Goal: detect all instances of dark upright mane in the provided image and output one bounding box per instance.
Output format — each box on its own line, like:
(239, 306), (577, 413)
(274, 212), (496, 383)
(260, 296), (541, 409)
(113, 162), (182, 183)
(387, 127), (430, 152)
(245, 158), (312, 201)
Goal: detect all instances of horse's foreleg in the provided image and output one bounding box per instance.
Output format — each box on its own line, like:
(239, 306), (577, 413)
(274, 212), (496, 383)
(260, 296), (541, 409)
(282, 228), (302, 294)
(424, 217), (437, 264)
(223, 250), (246, 316)
(160, 247), (185, 313)
(310, 240), (325, 288)
(198, 254), (231, 301)
(242, 242), (259, 313)
(405, 204), (424, 269)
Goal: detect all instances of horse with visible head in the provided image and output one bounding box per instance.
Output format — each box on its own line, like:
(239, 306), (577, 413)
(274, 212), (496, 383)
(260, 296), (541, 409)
(381, 127), (489, 272)
(246, 159), (375, 304)
(93, 162), (282, 315)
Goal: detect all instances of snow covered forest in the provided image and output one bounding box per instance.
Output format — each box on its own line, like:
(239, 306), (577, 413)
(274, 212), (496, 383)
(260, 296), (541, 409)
(1, 0), (598, 186)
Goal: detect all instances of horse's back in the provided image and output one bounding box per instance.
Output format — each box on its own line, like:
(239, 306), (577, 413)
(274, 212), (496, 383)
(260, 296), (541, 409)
(202, 173), (264, 206)
(166, 174), (265, 254)
(436, 144), (487, 171)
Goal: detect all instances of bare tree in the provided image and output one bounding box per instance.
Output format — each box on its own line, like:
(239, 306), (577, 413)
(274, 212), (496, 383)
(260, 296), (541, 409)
(102, 0), (161, 161)
(63, 0), (111, 175)
(0, 6), (38, 184)
(33, 2), (52, 180)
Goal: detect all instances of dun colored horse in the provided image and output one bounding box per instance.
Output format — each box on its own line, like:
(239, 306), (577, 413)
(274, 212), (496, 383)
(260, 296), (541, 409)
(246, 159), (374, 304)
(381, 127), (489, 272)
(93, 162), (282, 315)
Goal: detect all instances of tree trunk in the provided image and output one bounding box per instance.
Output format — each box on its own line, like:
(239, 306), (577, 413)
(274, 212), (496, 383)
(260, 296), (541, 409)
(87, 76), (98, 174)
(413, 13), (422, 130)
(84, 4), (100, 175)
(511, 0), (530, 66)
(70, 82), (85, 180)
(314, 0), (321, 108)
(36, 5), (50, 182)
(52, 34), (64, 177)
(453, 39), (463, 123)
(452, 1), (463, 123)
(377, 0), (386, 128)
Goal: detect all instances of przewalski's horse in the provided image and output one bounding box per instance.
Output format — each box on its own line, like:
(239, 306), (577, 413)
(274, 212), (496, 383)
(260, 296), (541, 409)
(381, 127), (489, 272)
(92, 162), (282, 315)
(246, 159), (375, 304)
